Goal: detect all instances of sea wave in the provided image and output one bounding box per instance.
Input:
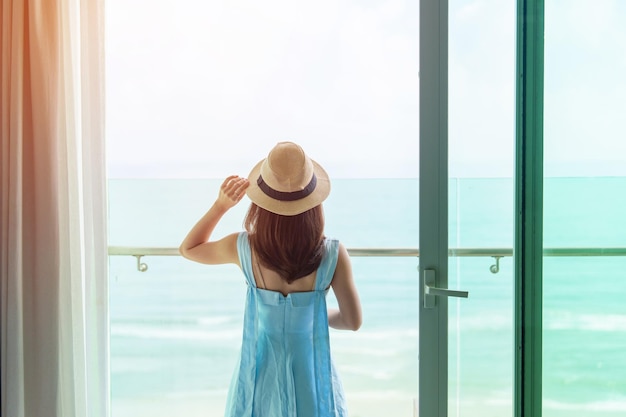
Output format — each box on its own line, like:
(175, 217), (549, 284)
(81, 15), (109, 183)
(164, 389), (230, 399)
(456, 314), (511, 331)
(196, 316), (238, 326)
(338, 365), (397, 380)
(456, 312), (626, 332)
(111, 315), (238, 327)
(544, 398), (626, 411)
(331, 329), (419, 340)
(333, 346), (410, 357)
(545, 313), (626, 332)
(111, 324), (241, 341)
(346, 390), (416, 400)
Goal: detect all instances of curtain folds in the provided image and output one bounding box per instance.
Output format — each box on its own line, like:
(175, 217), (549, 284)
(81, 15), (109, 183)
(1, 1), (109, 416)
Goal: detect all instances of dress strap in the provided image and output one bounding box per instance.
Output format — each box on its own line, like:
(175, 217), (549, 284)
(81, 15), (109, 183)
(236, 232), (257, 288)
(254, 257), (268, 289)
(314, 238), (340, 291)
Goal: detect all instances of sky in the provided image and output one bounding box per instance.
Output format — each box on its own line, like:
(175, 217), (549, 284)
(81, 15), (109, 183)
(105, 0), (626, 179)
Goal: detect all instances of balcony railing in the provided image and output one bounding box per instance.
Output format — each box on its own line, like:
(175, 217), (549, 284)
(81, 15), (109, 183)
(107, 246), (626, 273)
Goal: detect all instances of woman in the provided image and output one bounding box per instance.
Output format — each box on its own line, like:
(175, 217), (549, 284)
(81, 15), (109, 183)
(179, 142), (362, 417)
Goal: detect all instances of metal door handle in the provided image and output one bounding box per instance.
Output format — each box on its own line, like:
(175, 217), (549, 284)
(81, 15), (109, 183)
(423, 269), (468, 308)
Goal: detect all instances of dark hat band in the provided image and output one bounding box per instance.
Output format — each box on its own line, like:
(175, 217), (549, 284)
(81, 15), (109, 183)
(257, 174), (317, 202)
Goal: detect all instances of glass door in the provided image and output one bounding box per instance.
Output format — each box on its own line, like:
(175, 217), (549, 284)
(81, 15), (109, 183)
(419, 1), (515, 416)
(420, 2), (626, 417)
(543, 1), (626, 415)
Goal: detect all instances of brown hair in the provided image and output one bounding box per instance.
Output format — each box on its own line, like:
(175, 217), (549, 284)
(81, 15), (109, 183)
(244, 203), (325, 284)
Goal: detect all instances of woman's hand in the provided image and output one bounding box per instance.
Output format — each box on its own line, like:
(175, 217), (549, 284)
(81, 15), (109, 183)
(179, 175), (250, 265)
(216, 175), (250, 211)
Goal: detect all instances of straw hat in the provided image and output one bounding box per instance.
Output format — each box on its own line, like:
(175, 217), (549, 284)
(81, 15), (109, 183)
(246, 142), (330, 216)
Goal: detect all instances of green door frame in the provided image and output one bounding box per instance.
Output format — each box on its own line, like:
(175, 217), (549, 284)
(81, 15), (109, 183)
(515, 1), (544, 417)
(419, 0), (544, 415)
(418, 0), (448, 415)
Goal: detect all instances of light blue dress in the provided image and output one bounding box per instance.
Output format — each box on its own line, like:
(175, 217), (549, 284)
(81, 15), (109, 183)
(225, 232), (347, 417)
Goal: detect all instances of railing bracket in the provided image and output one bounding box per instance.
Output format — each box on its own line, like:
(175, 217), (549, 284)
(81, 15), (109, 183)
(490, 256), (502, 274)
(134, 255), (148, 272)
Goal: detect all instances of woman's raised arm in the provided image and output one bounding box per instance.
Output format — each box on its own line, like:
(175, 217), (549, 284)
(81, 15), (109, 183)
(179, 175), (249, 265)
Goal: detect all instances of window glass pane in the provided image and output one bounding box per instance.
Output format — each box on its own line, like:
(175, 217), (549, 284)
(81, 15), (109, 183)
(448, 179), (514, 417)
(106, 1), (419, 416)
(448, 1), (515, 415)
(544, 1), (626, 415)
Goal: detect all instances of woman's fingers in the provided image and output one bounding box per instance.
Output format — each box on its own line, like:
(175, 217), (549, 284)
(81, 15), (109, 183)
(221, 175), (238, 188)
(221, 176), (249, 202)
(234, 178), (250, 196)
(231, 178), (249, 201)
(221, 175), (241, 192)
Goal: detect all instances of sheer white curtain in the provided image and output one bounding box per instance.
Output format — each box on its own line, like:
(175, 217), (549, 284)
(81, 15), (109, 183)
(1, 1), (109, 416)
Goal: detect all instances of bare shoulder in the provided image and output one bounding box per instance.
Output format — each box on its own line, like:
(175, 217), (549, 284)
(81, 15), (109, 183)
(333, 241), (352, 275)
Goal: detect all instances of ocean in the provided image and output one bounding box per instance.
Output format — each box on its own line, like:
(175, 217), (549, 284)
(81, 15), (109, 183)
(107, 178), (626, 417)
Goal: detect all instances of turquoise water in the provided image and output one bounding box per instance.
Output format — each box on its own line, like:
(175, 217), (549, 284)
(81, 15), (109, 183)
(108, 178), (626, 416)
